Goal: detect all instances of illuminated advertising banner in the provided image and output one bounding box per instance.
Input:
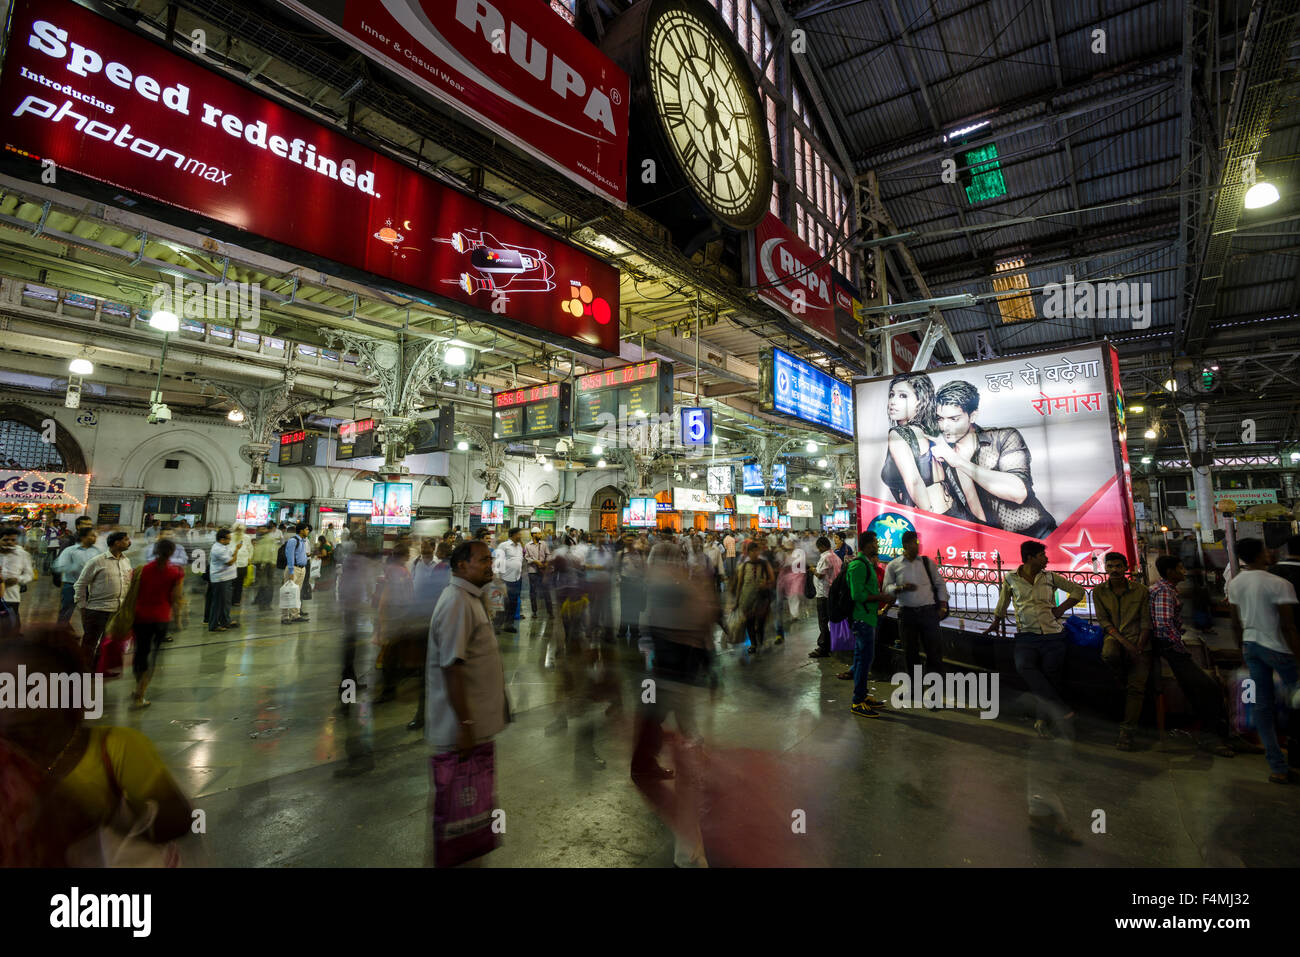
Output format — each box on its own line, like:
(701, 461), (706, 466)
(832, 271), (864, 355)
(346, 499), (372, 515)
(281, 0), (629, 205)
(778, 514), (791, 530)
(0, 470), (89, 506)
(236, 493), (270, 526)
(735, 494), (762, 515)
(854, 343), (1136, 569)
(674, 487), (719, 512)
(370, 482), (412, 526)
(628, 497), (656, 528)
(0, 0), (619, 356)
(714, 514), (732, 531)
(832, 508), (851, 528)
(1186, 488), (1279, 508)
(757, 505), (778, 529)
(750, 213), (836, 343)
(762, 347), (854, 437)
(787, 499), (814, 518)
(706, 465), (733, 495)
(742, 463), (764, 492)
(772, 463), (787, 493)
(384, 483), (412, 527)
(481, 499), (505, 525)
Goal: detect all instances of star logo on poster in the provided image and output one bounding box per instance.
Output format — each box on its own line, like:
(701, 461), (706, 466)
(1058, 527), (1112, 571)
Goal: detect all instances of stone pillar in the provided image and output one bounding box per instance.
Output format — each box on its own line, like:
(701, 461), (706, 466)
(1179, 404), (1216, 542)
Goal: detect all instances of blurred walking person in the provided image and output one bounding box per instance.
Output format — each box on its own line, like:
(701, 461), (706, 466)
(130, 539), (185, 708)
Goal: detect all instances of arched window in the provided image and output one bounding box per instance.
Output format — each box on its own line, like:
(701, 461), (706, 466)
(0, 405), (87, 473)
(0, 419), (66, 470)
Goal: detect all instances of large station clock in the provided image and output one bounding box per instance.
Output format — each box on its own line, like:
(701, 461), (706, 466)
(605, 0), (773, 233)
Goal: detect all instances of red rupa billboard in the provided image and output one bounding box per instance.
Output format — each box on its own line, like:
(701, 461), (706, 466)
(0, 0), (620, 356)
(751, 213), (837, 345)
(281, 0), (629, 205)
(854, 343), (1138, 572)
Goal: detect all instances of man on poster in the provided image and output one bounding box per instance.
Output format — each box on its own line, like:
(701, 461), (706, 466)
(927, 380), (1057, 538)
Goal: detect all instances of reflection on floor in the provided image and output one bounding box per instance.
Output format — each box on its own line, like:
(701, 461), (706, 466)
(23, 576), (1300, 867)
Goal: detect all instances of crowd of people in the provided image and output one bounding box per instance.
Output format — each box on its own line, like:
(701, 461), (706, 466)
(1, 509), (1297, 866)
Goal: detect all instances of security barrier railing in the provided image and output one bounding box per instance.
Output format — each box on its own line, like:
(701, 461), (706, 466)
(932, 553), (1110, 637)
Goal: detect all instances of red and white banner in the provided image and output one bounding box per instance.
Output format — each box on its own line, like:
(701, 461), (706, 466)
(855, 343), (1137, 571)
(0, 0), (619, 355)
(751, 214), (837, 344)
(281, 0), (629, 205)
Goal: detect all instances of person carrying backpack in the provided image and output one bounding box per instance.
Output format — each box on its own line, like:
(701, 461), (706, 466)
(833, 531), (889, 716)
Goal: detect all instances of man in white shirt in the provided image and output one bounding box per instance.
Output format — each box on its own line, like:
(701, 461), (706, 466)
(53, 527), (101, 624)
(208, 527), (243, 632)
(809, 536), (842, 658)
(1226, 537), (1299, 783)
(424, 540), (510, 864)
(0, 525), (35, 639)
(75, 530), (133, 659)
(884, 531), (951, 687)
(492, 527), (525, 632)
(524, 527), (552, 619)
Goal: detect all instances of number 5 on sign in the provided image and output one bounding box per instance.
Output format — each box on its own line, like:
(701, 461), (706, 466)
(680, 407), (711, 448)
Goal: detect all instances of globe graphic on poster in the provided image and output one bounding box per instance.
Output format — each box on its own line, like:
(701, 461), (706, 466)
(868, 512), (916, 559)
(777, 367), (791, 398)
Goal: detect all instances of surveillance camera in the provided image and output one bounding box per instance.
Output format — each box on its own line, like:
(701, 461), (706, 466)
(148, 402), (172, 424)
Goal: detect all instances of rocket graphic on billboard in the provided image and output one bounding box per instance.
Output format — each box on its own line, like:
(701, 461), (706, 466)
(433, 229), (556, 295)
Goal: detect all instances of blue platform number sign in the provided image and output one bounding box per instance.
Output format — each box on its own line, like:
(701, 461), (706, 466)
(681, 407), (711, 447)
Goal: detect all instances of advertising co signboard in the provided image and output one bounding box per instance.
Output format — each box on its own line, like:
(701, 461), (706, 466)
(280, 0), (629, 206)
(854, 343), (1137, 569)
(750, 213), (836, 344)
(0, 471), (90, 506)
(759, 346), (854, 438)
(0, 0), (619, 356)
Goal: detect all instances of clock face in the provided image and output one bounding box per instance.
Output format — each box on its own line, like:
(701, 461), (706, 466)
(647, 6), (769, 227)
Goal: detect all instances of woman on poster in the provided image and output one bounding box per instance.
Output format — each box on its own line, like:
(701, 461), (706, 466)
(879, 372), (962, 515)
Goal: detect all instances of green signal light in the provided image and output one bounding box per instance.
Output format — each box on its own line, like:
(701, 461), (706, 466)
(960, 143), (1007, 204)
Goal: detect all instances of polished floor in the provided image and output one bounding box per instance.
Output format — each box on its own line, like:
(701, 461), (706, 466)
(20, 573), (1300, 867)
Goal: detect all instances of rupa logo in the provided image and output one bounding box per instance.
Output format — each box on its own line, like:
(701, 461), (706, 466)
(150, 275), (259, 330)
(451, 0), (619, 137)
(759, 238), (830, 315)
(1041, 274), (1152, 329)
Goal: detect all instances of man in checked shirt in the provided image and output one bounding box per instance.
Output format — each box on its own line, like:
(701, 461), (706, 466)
(1149, 555), (1250, 758)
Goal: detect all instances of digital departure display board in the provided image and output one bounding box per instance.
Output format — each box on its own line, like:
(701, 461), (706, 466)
(574, 360), (674, 432)
(337, 418), (377, 460)
(493, 382), (572, 440)
(277, 430), (320, 466)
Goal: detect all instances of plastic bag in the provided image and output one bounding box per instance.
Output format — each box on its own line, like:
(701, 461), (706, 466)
(279, 580), (301, 611)
(430, 742), (501, 868)
(1061, 615), (1104, 648)
(829, 618), (854, 652)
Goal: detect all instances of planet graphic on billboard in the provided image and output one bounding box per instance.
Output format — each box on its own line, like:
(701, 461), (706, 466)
(867, 512), (916, 559)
